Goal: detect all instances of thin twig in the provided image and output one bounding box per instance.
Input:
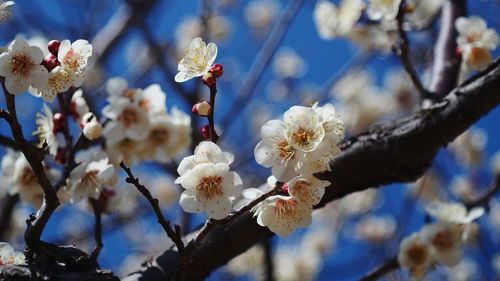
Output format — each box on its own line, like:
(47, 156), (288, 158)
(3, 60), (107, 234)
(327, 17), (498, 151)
(262, 238), (275, 281)
(0, 134), (17, 149)
(359, 256), (399, 281)
(57, 91), (74, 160)
(395, 0), (432, 100)
(119, 161), (185, 254)
(90, 199), (103, 260)
(0, 78), (60, 256)
(207, 84), (218, 142)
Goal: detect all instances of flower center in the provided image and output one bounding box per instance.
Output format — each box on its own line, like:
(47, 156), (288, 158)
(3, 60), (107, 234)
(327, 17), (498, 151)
(407, 244), (428, 266)
(81, 170), (100, 188)
(196, 176), (223, 200)
(63, 49), (82, 71)
(119, 108), (139, 128)
(431, 230), (454, 251)
(275, 139), (295, 160)
(48, 69), (71, 93)
(291, 126), (315, 147)
(10, 53), (34, 78)
(291, 180), (313, 202)
(150, 128), (169, 145)
(274, 198), (297, 218)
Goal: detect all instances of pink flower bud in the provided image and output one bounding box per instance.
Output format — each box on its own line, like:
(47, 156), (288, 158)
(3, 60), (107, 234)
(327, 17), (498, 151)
(209, 63), (223, 78)
(192, 101), (212, 116)
(81, 112), (102, 140)
(202, 72), (216, 87)
(201, 124), (211, 140)
(281, 182), (289, 195)
(42, 54), (60, 72)
(48, 40), (61, 56)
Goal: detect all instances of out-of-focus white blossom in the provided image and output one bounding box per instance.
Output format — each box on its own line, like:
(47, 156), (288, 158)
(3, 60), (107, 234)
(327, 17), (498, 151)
(226, 246), (265, 280)
(0, 37), (48, 95)
(421, 222), (464, 266)
(426, 201), (484, 225)
(445, 258), (478, 281)
(367, 0), (401, 21)
(405, 0), (444, 29)
(70, 89), (89, 122)
(274, 248), (321, 281)
(313, 0), (364, 39)
(33, 104), (59, 156)
(450, 176), (478, 202)
(0, 1), (15, 22)
(0, 242), (25, 265)
(450, 128), (487, 167)
(244, 0), (280, 33)
(408, 171), (442, 202)
(355, 215), (396, 243)
(175, 37), (217, 83)
(340, 188), (381, 215)
(347, 25), (398, 54)
(398, 233), (433, 278)
(272, 47), (307, 79)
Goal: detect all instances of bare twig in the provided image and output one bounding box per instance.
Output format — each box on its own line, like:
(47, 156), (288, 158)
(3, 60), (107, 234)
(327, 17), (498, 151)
(0, 78), (60, 256)
(119, 161), (185, 254)
(0, 194), (19, 240)
(395, 0), (432, 100)
(0, 134), (17, 149)
(359, 256), (399, 281)
(207, 84), (218, 142)
(90, 199), (103, 261)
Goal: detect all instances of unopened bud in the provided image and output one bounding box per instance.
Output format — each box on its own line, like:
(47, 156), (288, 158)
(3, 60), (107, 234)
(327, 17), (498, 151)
(53, 112), (64, 133)
(281, 182), (289, 195)
(202, 72), (216, 88)
(81, 112), (102, 140)
(192, 101), (212, 116)
(201, 124), (211, 140)
(55, 148), (67, 164)
(42, 54), (60, 72)
(48, 40), (61, 56)
(209, 63), (223, 78)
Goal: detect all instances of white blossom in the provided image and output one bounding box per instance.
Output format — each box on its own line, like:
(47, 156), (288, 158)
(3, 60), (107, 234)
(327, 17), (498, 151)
(252, 195), (312, 237)
(367, 0), (401, 21)
(30, 66), (72, 102)
(398, 233), (433, 276)
(272, 47), (307, 79)
(57, 39), (92, 87)
(421, 222), (464, 266)
(70, 89), (89, 122)
(426, 201), (484, 225)
(176, 162), (242, 219)
(287, 174), (329, 206)
(102, 100), (151, 144)
(0, 37), (48, 95)
(177, 141), (234, 177)
(33, 103), (59, 156)
(67, 148), (117, 203)
(355, 215), (396, 243)
(313, 0), (364, 39)
(175, 37), (217, 83)
(405, 0), (444, 29)
(0, 242), (25, 265)
(244, 0), (280, 32)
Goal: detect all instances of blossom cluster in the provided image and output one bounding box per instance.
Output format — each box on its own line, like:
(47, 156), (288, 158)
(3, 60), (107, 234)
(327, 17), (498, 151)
(398, 201), (484, 279)
(102, 77), (191, 165)
(250, 103), (344, 237)
(0, 242), (24, 266)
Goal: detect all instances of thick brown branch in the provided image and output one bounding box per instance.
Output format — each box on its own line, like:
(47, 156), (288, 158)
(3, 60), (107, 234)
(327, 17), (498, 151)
(124, 59), (500, 281)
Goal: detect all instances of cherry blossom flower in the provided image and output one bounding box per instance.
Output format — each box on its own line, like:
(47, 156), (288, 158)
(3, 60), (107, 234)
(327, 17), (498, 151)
(272, 47), (308, 79)
(421, 222), (464, 266)
(57, 39), (92, 87)
(313, 0), (364, 39)
(0, 242), (25, 266)
(177, 141), (234, 177)
(102, 101), (151, 144)
(367, 0), (401, 21)
(29, 66), (72, 102)
(425, 201), (484, 225)
(398, 233), (434, 278)
(175, 162), (242, 219)
(175, 37), (217, 83)
(347, 25), (398, 54)
(355, 215), (396, 244)
(0, 37), (48, 95)
(405, 0), (444, 29)
(252, 195), (312, 237)
(286, 174), (329, 206)
(244, 0), (280, 33)
(0, 1), (15, 22)
(67, 148), (118, 203)
(81, 112), (102, 140)
(33, 104), (59, 156)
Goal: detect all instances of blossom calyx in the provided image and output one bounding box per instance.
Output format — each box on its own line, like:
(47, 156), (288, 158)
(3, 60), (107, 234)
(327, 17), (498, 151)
(209, 63), (223, 78)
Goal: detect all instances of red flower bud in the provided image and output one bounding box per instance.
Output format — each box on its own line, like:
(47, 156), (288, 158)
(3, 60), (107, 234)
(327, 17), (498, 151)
(42, 53), (60, 72)
(209, 63), (223, 78)
(53, 112), (64, 133)
(48, 40), (61, 56)
(201, 124), (211, 140)
(202, 72), (216, 88)
(281, 182), (289, 195)
(192, 101), (212, 116)
(55, 148), (66, 164)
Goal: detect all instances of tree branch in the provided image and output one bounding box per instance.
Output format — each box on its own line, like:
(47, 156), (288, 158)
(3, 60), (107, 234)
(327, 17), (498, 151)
(359, 256), (399, 281)
(124, 59), (500, 281)
(0, 194), (19, 240)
